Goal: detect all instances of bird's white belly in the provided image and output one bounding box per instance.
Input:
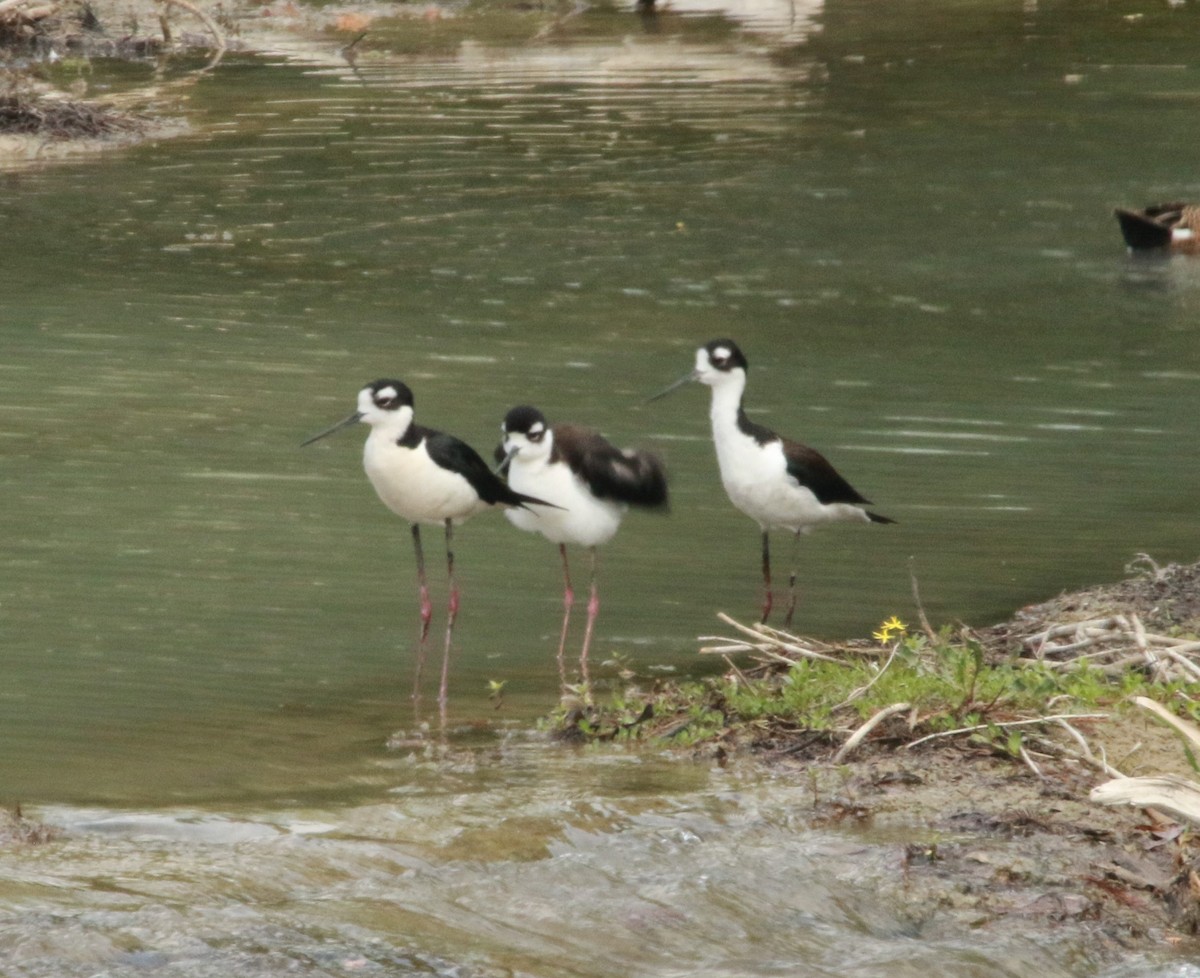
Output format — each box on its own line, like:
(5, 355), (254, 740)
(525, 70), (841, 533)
(363, 437), (488, 526)
(715, 436), (861, 533)
(505, 457), (623, 547)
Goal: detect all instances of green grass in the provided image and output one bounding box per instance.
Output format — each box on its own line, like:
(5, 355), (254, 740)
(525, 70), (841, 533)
(548, 626), (1192, 759)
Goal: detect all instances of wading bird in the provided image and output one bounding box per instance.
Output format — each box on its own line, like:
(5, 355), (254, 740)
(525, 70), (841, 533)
(497, 405), (668, 684)
(649, 339), (893, 626)
(303, 379), (551, 711)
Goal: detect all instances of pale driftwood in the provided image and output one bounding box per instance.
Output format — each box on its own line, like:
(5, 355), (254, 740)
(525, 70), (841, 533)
(835, 641), (901, 710)
(833, 702), (911, 764)
(701, 613), (845, 665)
(1018, 744), (1045, 779)
(1133, 696), (1200, 755)
(905, 713), (1108, 750)
(1091, 775), (1200, 825)
(155, 0), (226, 59)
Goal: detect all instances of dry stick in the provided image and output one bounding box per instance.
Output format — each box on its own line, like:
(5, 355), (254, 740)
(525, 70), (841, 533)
(712, 613), (844, 664)
(753, 621), (837, 653)
(155, 0), (226, 61)
(904, 712), (1108, 750)
(909, 563), (936, 642)
(1019, 744), (1045, 779)
(1134, 696), (1200, 756)
(721, 653), (752, 688)
(1165, 651), (1200, 682)
(835, 640), (901, 710)
(832, 702), (911, 764)
(1028, 733), (1126, 779)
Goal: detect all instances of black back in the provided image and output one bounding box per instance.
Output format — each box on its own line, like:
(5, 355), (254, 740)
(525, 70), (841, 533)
(552, 424), (669, 509)
(414, 424), (551, 510)
(738, 408), (894, 523)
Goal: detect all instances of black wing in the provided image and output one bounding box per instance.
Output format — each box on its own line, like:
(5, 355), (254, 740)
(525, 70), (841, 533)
(784, 439), (895, 524)
(738, 407), (892, 523)
(553, 424), (668, 509)
(416, 426), (552, 510)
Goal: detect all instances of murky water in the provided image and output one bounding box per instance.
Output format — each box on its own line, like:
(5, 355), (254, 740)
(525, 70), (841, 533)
(4, 0), (1200, 972)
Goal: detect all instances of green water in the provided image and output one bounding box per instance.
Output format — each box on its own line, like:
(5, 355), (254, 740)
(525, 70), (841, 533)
(5, 0), (1200, 805)
(3, 0), (1200, 971)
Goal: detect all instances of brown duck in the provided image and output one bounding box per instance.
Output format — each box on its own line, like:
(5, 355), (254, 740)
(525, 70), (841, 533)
(1115, 203), (1200, 251)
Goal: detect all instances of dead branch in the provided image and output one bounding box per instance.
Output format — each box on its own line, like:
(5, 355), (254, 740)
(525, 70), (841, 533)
(832, 702), (911, 763)
(905, 713), (1108, 751)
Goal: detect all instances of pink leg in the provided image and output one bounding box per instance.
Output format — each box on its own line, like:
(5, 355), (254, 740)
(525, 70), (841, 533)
(411, 523), (431, 707)
(760, 530), (773, 624)
(579, 548), (599, 684)
(783, 531), (800, 630)
(439, 519), (458, 718)
(556, 544), (574, 690)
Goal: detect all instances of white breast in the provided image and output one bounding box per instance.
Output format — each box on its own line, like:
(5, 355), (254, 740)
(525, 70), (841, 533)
(711, 415), (861, 533)
(363, 431), (489, 526)
(505, 456), (624, 547)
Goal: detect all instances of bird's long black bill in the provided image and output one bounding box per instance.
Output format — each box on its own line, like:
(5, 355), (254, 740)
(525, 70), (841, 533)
(300, 412), (362, 447)
(644, 371), (697, 404)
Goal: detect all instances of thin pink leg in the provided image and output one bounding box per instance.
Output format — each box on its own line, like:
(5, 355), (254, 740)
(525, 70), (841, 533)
(783, 531), (800, 630)
(439, 519), (458, 719)
(760, 530), (773, 624)
(411, 523), (431, 707)
(579, 548), (599, 685)
(556, 543), (574, 691)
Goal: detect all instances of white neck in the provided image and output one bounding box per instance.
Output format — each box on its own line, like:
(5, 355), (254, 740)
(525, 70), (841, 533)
(708, 371), (747, 440)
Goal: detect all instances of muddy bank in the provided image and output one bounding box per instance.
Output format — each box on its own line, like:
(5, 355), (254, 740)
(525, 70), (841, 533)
(552, 558), (1200, 953)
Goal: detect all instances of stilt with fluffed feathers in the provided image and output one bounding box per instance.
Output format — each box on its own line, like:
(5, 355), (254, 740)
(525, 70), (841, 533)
(496, 405), (668, 685)
(303, 379), (551, 714)
(650, 339), (894, 626)
(1115, 203), (1200, 252)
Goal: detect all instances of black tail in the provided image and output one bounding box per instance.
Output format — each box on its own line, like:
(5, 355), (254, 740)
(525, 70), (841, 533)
(1115, 208), (1173, 250)
(867, 511), (896, 525)
(503, 487), (564, 512)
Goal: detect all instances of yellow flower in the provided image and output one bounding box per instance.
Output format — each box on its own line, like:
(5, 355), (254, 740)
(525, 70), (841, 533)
(872, 616), (908, 645)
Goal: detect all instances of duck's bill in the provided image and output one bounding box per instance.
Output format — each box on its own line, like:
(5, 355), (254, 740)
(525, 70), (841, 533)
(645, 370), (698, 404)
(300, 412), (362, 447)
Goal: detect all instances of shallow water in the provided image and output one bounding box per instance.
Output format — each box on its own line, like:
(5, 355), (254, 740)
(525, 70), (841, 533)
(4, 0), (1200, 971)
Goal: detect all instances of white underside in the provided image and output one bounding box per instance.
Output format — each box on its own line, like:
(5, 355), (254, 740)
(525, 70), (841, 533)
(504, 454), (624, 547)
(363, 430), (490, 526)
(710, 386), (870, 533)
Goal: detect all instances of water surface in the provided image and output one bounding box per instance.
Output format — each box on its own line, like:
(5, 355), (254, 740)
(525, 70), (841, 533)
(3, 0), (1200, 971)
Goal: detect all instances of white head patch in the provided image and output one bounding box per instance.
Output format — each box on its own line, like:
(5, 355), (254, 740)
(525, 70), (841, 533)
(528, 421), (546, 436)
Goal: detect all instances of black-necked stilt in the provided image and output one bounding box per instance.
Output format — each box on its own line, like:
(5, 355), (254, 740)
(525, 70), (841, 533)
(303, 379), (551, 710)
(496, 405), (668, 685)
(650, 339), (894, 626)
(1115, 203), (1200, 251)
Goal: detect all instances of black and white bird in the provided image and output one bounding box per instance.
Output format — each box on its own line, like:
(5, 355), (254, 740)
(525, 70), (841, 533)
(496, 405), (668, 684)
(650, 339), (894, 626)
(302, 379), (551, 710)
